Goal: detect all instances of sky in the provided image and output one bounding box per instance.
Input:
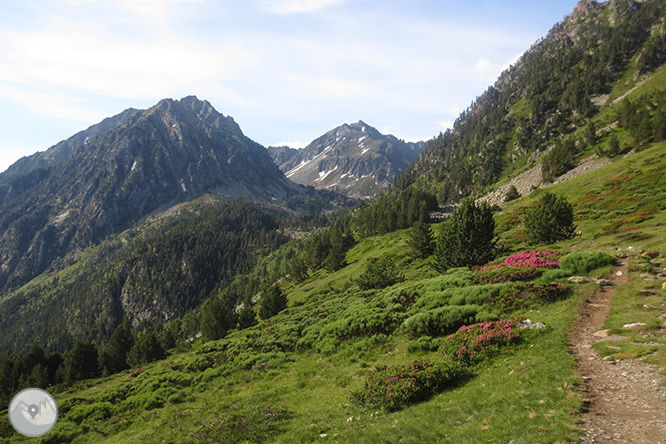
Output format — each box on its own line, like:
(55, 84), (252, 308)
(0, 0), (581, 173)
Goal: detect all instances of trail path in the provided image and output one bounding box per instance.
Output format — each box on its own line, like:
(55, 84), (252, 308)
(570, 259), (666, 443)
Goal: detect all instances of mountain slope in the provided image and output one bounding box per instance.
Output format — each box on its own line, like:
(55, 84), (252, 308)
(398, 0), (666, 202)
(269, 121), (424, 199)
(0, 96), (305, 293)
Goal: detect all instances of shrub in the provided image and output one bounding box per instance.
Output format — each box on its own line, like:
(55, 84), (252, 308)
(487, 283), (569, 312)
(356, 254), (405, 290)
(558, 251), (616, 275)
(407, 336), (440, 353)
(402, 305), (484, 337)
(440, 319), (519, 363)
(68, 402), (113, 424)
(434, 198), (496, 272)
(348, 358), (465, 411)
(523, 192), (575, 244)
(476, 250), (561, 284)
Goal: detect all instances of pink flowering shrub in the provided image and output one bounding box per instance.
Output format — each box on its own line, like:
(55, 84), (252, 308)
(440, 319), (519, 363)
(476, 250), (561, 283)
(348, 359), (464, 411)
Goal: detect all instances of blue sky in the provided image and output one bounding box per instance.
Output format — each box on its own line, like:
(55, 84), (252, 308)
(0, 0), (580, 173)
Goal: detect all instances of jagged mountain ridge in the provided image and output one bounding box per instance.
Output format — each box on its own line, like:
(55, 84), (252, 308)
(268, 121), (424, 199)
(0, 96), (312, 293)
(397, 0), (666, 202)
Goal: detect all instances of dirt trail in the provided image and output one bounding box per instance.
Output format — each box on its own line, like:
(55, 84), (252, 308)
(570, 259), (666, 443)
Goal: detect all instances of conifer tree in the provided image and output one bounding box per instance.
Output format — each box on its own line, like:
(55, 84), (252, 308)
(62, 341), (99, 383)
(408, 219), (435, 259)
(99, 319), (134, 375)
(504, 185), (521, 202)
(200, 294), (237, 341)
(127, 332), (165, 367)
(433, 198), (496, 272)
(523, 191), (575, 244)
(237, 296), (257, 329)
(324, 242), (347, 272)
(289, 256), (309, 282)
(259, 284), (288, 320)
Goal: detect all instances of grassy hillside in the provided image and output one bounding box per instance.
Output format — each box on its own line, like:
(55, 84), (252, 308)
(2, 138), (664, 443)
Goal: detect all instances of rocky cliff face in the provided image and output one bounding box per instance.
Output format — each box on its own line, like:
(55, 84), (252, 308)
(268, 121), (424, 199)
(0, 96), (303, 293)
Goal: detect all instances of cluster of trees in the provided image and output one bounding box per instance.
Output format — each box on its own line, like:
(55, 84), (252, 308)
(409, 192), (575, 273)
(396, 0), (666, 202)
(617, 90), (666, 146)
(0, 323), (170, 407)
(354, 187), (438, 237)
(0, 202), (289, 353)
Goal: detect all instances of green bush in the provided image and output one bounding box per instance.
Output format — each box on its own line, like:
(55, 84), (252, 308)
(356, 254), (405, 290)
(402, 305), (485, 337)
(38, 421), (84, 444)
(348, 358), (465, 411)
(407, 336), (440, 353)
(558, 251), (616, 275)
(68, 402), (113, 424)
(487, 283), (569, 312)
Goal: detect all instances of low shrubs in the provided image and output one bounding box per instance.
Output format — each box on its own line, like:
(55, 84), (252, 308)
(356, 254), (405, 290)
(348, 358), (465, 411)
(440, 319), (519, 363)
(558, 251), (616, 275)
(402, 305), (488, 337)
(476, 250), (561, 284)
(487, 283), (569, 312)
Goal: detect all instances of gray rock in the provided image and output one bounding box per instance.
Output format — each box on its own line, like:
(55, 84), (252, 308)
(517, 319), (546, 329)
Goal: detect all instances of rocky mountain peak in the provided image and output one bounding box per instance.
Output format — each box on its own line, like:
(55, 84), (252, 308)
(268, 122), (424, 199)
(0, 97), (306, 293)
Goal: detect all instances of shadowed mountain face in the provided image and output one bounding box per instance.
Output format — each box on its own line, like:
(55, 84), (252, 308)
(0, 96), (304, 293)
(268, 121), (424, 199)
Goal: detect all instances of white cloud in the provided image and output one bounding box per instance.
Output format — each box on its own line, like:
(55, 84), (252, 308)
(474, 52), (522, 83)
(261, 0), (347, 15)
(0, 84), (106, 122)
(0, 19), (257, 103)
(437, 120), (453, 131)
(110, 0), (204, 21)
(286, 74), (375, 100)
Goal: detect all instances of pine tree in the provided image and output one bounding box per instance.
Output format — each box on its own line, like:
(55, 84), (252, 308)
(237, 296), (257, 329)
(324, 243), (347, 272)
(504, 185), (521, 202)
(200, 294), (237, 341)
(607, 133), (620, 157)
(289, 257), (309, 282)
(99, 319), (134, 375)
(126, 332), (165, 368)
(62, 341), (99, 383)
(407, 219), (434, 259)
(523, 191), (575, 244)
(259, 284), (288, 320)
(433, 198), (496, 272)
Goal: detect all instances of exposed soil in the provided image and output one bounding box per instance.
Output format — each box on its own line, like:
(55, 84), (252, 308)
(569, 259), (666, 443)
